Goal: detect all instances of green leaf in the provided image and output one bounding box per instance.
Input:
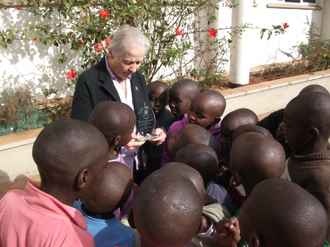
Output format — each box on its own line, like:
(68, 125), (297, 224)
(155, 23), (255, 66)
(9, 33), (16, 41)
(18, 30), (30, 40)
(0, 38), (7, 49)
(267, 30), (273, 40)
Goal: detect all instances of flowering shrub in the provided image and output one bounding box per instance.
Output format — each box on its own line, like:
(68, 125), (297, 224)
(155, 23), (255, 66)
(208, 28), (217, 38)
(66, 69), (77, 79)
(281, 19), (330, 73)
(0, 0), (287, 91)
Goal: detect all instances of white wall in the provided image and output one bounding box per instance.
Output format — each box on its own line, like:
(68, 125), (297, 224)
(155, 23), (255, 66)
(218, 1), (324, 71)
(0, 1), (326, 100)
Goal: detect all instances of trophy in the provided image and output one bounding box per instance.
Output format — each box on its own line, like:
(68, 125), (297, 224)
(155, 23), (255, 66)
(135, 102), (158, 142)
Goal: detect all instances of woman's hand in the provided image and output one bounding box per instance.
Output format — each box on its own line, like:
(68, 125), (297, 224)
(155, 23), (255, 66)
(124, 134), (146, 150)
(149, 128), (166, 146)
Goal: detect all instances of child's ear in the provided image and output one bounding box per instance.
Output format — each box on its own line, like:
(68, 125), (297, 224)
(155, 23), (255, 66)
(114, 135), (122, 146)
(77, 168), (90, 189)
(309, 127), (319, 139)
(127, 208), (136, 229)
(248, 232), (260, 247)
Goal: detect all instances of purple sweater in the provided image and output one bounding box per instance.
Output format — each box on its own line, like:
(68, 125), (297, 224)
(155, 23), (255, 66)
(161, 114), (229, 166)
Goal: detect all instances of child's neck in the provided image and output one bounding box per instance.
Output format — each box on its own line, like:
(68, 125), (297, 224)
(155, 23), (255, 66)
(108, 147), (118, 158)
(40, 183), (76, 207)
(81, 204), (115, 219)
(296, 139), (329, 155)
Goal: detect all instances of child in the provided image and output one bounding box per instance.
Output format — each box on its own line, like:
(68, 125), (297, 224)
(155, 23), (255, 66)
(161, 162), (206, 199)
(257, 84), (329, 158)
(0, 119), (109, 246)
(74, 162), (135, 247)
(283, 91), (330, 241)
(88, 101), (136, 220)
(163, 162), (232, 247)
(230, 132), (286, 198)
(162, 90), (226, 165)
(168, 79), (200, 120)
(219, 132), (286, 247)
(130, 168), (204, 247)
(165, 123), (219, 161)
(216, 109), (258, 208)
(88, 101), (135, 165)
(176, 143), (238, 216)
(142, 81), (176, 174)
(217, 179), (328, 247)
(220, 108), (258, 155)
(231, 124), (272, 141)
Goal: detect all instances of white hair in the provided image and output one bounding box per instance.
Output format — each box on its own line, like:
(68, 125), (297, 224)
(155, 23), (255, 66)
(109, 25), (150, 56)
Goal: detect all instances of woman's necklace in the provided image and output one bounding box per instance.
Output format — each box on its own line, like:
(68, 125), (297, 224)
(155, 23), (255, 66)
(120, 81), (127, 97)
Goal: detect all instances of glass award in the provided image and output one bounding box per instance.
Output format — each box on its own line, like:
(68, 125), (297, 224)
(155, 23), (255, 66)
(135, 102), (158, 142)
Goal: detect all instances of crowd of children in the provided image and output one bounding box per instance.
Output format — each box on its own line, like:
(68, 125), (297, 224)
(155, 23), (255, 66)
(1, 79), (330, 247)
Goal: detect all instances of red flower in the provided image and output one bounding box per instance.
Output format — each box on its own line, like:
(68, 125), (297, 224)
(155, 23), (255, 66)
(99, 10), (110, 19)
(67, 69), (77, 79)
(15, 7), (21, 10)
(162, 62), (166, 66)
(34, 37), (40, 42)
(77, 40), (85, 47)
(140, 0), (145, 1)
(282, 23), (289, 29)
(94, 42), (104, 52)
(208, 28), (217, 38)
(175, 28), (184, 36)
(104, 38), (110, 45)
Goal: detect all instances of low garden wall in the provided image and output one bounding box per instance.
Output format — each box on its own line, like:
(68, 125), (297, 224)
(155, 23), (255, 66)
(1, 69), (330, 184)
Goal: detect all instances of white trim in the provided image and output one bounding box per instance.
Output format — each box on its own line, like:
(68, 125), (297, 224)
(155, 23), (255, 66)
(267, 2), (322, 10)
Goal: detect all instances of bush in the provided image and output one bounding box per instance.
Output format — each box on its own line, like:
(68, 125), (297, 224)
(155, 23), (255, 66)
(280, 18), (330, 74)
(0, 86), (51, 136)
(0, 0), (286, 91)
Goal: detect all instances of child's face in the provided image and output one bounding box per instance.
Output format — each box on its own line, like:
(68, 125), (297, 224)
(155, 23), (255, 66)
(283, 109), (309, 153)
(169, 88), (192, 118)
(275, 121), (286, 145)
(220, 119), (239, 153)
(188, 95), (219, 129)
(149, 85), (168, 117)
(167, 129), (185, 156)
(117, 124), (134, 147)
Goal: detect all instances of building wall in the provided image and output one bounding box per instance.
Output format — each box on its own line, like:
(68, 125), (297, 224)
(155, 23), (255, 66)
(0, 1), (327, 101)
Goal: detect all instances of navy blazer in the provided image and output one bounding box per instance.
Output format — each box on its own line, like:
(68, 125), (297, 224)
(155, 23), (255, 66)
(71, 56), (150, 122)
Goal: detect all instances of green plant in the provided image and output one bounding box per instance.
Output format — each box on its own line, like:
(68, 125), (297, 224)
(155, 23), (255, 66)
(0, 86), (51, 136)
(281, 18), (330, 73)
(42, 101), (72, 121)
(1, 0), (286, 91)
(42, 88), (58, 97)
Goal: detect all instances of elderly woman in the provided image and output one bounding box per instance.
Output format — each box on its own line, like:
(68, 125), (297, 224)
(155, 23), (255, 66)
(71, 25), (165, 184)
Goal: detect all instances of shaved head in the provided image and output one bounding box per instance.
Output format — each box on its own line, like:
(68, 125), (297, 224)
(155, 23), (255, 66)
(240, 178), (328, 247)
(133, 168), (203, 247)
(176, 143), (218, 188)
(230, 132), (285, 196)
(83, 162), (133, 213)
(162, 162), (205, 199)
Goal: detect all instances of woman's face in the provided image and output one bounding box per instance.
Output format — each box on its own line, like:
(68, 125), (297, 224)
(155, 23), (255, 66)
(108, 47), (145, 82)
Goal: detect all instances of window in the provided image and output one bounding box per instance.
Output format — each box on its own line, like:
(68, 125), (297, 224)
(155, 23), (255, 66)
(275, 0), (316, 3)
